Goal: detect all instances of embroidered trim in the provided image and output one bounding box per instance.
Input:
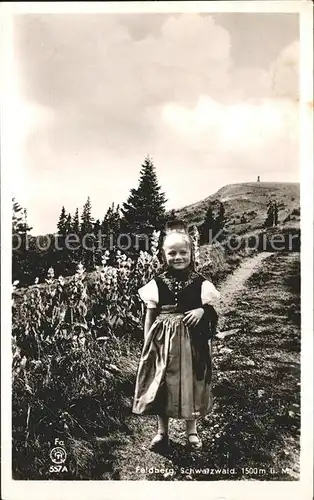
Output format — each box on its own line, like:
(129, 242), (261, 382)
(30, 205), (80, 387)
(158, 270), (202, 294)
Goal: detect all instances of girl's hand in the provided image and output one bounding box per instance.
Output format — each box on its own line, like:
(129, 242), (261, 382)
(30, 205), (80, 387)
(183, 308), (204, 327)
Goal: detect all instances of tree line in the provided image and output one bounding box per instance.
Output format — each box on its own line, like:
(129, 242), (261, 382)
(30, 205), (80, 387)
(198, 201), (226, 244)
(264, 200), (279, 228)
(12, 156), (168, 285)
(12, 156), (284, 286)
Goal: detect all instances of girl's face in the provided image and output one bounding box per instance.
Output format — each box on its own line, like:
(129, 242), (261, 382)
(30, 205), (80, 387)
(163, 237), (191, 270)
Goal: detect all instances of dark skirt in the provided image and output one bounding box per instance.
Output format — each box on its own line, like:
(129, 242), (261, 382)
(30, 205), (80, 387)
(132, 306), (213, 419)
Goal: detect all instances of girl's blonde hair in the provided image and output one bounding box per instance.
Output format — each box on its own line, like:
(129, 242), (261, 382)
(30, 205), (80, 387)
(159, 220), (196, 271)
(162, 231), (192, 251)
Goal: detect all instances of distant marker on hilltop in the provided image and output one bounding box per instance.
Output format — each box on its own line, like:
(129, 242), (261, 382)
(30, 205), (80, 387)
(257, 176), (260, 183)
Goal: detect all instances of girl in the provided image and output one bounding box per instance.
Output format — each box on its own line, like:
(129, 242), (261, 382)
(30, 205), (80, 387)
(132, 223), (220, 451)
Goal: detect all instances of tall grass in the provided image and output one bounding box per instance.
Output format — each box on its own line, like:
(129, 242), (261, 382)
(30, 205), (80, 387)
(12, 232), (163, 478)
(12, 229), (252, 478)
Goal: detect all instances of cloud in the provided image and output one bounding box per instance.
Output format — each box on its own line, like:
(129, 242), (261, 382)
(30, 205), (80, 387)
(11, 14), (299, 233)
(7, 56), (55, 205)
(158, 35), (299, 180)
(16, 14), (298, 155)
(161, 96), (297, 153)
(269, 40), (299, 100)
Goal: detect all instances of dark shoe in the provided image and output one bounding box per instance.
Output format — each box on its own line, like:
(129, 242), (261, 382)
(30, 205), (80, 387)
(148, 432), (169, 451)
(187, 432), (202, 450)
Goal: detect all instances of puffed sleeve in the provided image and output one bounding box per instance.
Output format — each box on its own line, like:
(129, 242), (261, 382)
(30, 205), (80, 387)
(201, 279), (220, 305)
(138, 279), (159, 309)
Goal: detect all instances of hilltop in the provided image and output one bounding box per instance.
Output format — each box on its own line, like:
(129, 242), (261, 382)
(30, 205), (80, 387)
(174, 182), (300, 236)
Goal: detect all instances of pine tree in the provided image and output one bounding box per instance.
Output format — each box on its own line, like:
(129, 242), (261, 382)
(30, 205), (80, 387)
(81, 197), (94, 235)
(93, 218), (102, 246)
(200, 203), (215, 244)
(102, 206), (114, 234)
(92, 218), (102, 263)
(23, 208), (32, 235)
(12, 198), (33, 284)
(101, 209), (110, 235)
(67, 208), (81, 270)
(12, 197), (24, 235)
(72, 208), (80, 234)
(80, 197), (95, 270)
(93, 218), (101, 234)
(12, 198), (32, 235)
(264, 200), (274, 228)
(216, 202), (225, 230)
(57, 206), (67, 236)
(274, 201), (279, 226)
(110, 203), (122, 235)
(100, 204), (122, 250)
(64, 213), (72, 234)
(121, 156), (167, 233)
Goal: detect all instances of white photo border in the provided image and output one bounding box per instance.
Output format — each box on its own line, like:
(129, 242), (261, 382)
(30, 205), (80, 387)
(1, 2), (313, 500)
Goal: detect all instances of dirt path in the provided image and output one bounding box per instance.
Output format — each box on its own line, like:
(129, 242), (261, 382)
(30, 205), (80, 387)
(215, 251), (274, 331)
(106, 251), (300, 481)
(217, 251), (273, 311)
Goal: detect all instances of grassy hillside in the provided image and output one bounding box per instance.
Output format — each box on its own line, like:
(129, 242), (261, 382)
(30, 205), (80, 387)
(12, 182), (301, 480)
(174, 182), (300, 235)
(98, 252), (300, 481)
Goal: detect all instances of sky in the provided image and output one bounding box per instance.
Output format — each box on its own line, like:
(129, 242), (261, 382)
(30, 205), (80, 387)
(10, 12), (299, 235)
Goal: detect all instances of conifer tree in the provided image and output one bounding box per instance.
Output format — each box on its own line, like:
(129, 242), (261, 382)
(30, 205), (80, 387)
(101, 209), (110, 235)
(109, 203), (122, 235)
(93, 218), (101, 234)
(66, 208), (81, 270)
(12, 198), (33, 284)
(121, 156), (167, 233)
(92, 218), (102, 263)
(200, 204), (215, 244)
(80, 197), (95, 270)
(216, 202), (225, 232)
(72, 208), (80, 234)
(81, 197), (94, 235)
(57, 206), (67, 236)
(218, 202), (225, 224)
(65, 213), (72, 234)
(12, 197), (24, 235)
(93, 218), (102, 248)
(274, 201), (279, 226)
(12, 198), (33, 235)
(100, 204), (123, 251)
(102, 206), (114, 233)
(264, 200), (274, 228)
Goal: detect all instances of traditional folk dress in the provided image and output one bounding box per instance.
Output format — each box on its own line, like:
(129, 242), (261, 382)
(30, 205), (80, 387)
(132, 268), (220, 420)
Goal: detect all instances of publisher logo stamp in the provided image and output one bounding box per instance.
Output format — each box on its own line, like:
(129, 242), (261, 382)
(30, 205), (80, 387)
(49, 439), (69, 473)
(50, 446), (67, 464)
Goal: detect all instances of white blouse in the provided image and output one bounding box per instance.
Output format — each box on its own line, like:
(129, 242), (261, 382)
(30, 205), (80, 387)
(138, 278), (220, 309)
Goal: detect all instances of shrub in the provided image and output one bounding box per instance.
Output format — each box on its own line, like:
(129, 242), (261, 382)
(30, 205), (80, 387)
(291, 208), (300, 217)
(12, 232), (162, 478)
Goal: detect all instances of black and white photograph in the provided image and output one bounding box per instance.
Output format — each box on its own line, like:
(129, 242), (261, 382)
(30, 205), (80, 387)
(1, 2), (313, 500)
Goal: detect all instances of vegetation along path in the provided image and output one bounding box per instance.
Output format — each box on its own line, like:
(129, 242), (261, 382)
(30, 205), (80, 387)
(103, 251), (300, 481)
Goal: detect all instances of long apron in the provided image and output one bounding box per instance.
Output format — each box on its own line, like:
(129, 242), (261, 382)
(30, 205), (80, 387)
(132, 305), (213, 419)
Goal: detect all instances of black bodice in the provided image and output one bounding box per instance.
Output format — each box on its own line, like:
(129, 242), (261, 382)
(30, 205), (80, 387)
(153, 269), (218, 381)
(155, 270), (204, 312)
(154, 269), (218, 340)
